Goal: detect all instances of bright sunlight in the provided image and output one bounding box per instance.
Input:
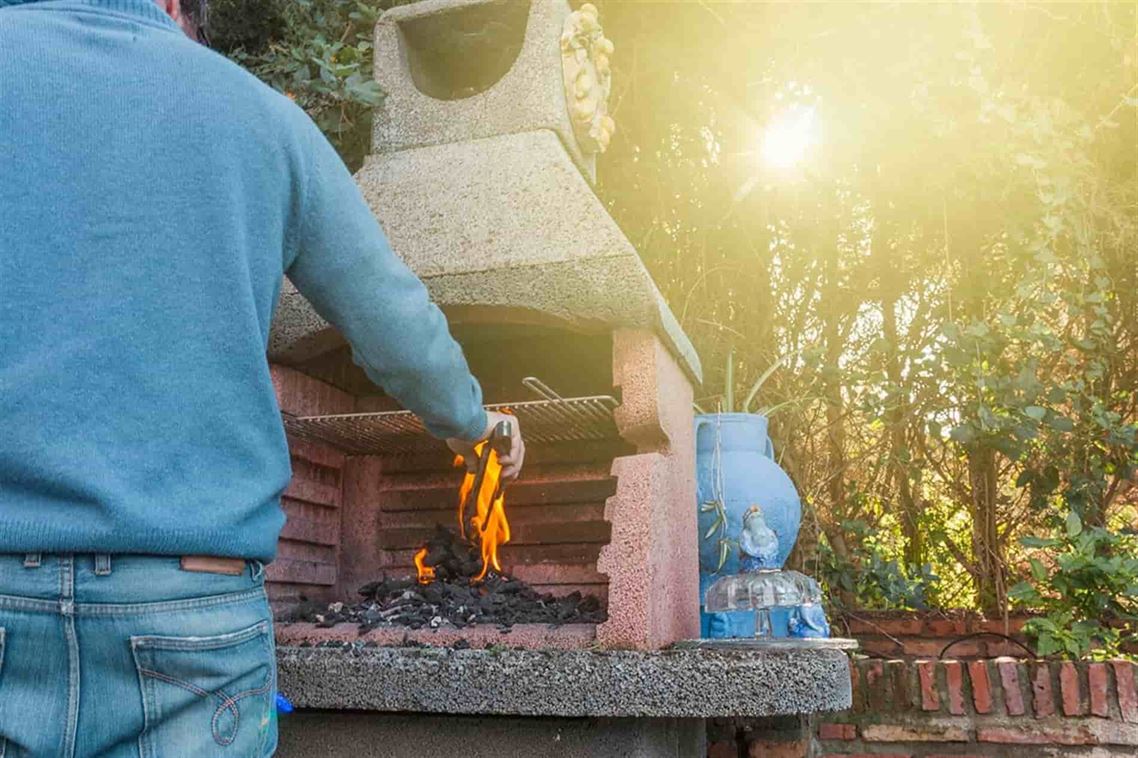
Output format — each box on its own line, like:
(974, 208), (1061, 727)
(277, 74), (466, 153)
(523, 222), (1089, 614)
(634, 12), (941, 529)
(760, 105), (817, 169)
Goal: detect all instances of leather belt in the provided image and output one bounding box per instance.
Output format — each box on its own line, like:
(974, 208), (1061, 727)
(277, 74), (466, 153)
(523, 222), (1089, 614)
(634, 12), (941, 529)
(180, 555), (247, 576)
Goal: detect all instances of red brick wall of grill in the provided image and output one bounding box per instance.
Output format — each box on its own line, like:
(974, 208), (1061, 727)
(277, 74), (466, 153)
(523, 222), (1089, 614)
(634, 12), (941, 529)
(334, 440), (621, 604)
(268, 363), (621, 610)
(266, 436), (344, 609)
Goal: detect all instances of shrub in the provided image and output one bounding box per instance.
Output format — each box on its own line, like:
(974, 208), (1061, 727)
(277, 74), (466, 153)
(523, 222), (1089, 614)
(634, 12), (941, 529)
(1010, 512), (1138, 659)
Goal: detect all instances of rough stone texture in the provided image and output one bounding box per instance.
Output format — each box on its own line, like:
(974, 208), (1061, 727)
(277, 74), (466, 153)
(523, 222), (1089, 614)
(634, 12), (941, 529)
(371, 0), (595, 178)
(596, 330), (698, 649)
(267, 282), (345, 364)
(278, 712), (706, 758)
(268, 131), (702, 384)
(276, 645), (853, 718)
(276, 621), (597, 650)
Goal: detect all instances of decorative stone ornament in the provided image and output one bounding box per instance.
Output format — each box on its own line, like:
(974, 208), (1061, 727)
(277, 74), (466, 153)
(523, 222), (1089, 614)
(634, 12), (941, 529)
(561, 3), (616, 153)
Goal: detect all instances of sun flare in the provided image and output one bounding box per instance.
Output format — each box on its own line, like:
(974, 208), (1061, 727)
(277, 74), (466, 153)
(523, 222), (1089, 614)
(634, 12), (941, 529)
(760, 105), (817, 170)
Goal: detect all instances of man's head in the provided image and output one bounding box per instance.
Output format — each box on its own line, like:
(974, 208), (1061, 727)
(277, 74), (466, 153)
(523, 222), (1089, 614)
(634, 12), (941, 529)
(158, 0), (208, 42)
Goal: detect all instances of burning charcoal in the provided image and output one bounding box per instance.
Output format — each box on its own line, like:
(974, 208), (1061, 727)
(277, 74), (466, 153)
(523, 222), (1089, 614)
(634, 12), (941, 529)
(286, 523), (608, 635)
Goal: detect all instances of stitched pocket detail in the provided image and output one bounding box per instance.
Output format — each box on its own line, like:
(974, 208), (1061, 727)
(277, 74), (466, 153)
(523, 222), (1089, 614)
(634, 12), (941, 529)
(132, 621), (272, 758)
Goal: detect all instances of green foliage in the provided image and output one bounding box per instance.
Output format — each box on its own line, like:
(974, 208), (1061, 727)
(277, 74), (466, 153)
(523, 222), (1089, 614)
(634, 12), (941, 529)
(1009, 513), (1138, 659)
(709, 346), (794, 415)
(597, 1), (1138, 627)
(818, 520), (937, 611)
(698, 498), (735, 573)
(210, 0), (400, 169)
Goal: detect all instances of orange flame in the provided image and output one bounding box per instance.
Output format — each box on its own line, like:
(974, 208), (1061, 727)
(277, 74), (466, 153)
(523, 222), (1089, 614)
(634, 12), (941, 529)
(456, 442), (511, 582)
(414, 439), (512, 586)
(455, 453), (473, 540)
(413, 547), (435, 585)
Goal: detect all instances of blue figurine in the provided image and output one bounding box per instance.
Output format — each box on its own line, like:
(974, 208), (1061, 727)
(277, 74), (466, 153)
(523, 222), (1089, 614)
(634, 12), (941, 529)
(738, 505), (780, 572)
(789, 604), (831, 638)
(788, 576), (831, 638)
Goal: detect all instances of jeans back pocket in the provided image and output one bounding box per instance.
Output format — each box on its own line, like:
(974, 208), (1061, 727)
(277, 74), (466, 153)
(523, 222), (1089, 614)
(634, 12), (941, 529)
(132, 621), (272, 758)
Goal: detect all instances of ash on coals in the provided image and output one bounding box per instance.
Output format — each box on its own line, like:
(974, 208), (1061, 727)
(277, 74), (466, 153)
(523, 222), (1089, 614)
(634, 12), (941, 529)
(287, 527), (607, 634)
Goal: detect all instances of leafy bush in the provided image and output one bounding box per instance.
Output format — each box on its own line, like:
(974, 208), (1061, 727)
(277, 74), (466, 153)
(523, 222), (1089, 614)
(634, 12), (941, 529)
(209, 0), (395, 169)
(1010, 512), (1138, 659)
(817, 519), (937, 611)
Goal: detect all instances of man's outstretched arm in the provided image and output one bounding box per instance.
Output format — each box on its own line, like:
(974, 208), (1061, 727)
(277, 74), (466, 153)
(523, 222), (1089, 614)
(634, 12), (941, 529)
(284, 119), (523, 477)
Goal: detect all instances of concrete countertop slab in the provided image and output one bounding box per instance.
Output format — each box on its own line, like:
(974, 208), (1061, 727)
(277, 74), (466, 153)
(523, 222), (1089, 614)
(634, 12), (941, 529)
(276, 643), (852, 718)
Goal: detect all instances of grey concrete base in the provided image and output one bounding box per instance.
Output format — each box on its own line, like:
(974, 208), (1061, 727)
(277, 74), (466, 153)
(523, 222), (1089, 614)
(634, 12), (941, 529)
(278, 712), (705, 758)
(277, 644), (852, 718)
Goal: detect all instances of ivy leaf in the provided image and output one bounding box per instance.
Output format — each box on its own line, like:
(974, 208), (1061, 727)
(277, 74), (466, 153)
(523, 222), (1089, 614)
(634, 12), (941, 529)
(1024, 405), (1047, 421)
(1036, 635), (1060, 657)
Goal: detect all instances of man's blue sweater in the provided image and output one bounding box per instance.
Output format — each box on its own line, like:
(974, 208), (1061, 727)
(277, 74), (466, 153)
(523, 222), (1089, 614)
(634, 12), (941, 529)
(0, 0), (487, 560)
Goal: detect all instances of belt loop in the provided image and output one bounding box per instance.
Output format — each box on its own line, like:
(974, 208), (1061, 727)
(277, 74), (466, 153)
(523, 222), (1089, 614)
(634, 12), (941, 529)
(94, 554), (112, 576)
(23, 552), (41, 568)
(250, 560), (265, 581)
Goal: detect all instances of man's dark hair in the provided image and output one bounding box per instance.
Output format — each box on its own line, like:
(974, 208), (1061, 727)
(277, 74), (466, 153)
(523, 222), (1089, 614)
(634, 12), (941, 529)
(194, 0), (284, 54)
(179, 0), (210, 43)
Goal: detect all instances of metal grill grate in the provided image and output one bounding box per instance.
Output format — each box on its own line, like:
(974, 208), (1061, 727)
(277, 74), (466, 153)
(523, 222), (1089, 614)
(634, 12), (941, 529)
(283, 396), (620, 456)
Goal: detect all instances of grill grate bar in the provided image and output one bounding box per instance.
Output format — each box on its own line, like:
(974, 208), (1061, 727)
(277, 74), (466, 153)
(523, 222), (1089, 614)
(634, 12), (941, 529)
(283, 396), (620, 456)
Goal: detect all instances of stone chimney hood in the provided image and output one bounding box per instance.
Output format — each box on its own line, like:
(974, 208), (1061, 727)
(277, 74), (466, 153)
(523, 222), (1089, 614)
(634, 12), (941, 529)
(269, 0), (702, 384)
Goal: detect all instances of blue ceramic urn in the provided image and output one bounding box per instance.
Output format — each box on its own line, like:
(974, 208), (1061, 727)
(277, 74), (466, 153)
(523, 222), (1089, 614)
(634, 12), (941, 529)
(696, 413), (802, 637)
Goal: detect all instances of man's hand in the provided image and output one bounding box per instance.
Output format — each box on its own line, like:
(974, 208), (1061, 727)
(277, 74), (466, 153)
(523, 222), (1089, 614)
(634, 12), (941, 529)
(446, 411), (526, 481)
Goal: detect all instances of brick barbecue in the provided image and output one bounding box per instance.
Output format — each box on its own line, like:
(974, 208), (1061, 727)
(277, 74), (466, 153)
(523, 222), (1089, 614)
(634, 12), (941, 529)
(265, 2), (850, 755)
(267, 0), (702, 653)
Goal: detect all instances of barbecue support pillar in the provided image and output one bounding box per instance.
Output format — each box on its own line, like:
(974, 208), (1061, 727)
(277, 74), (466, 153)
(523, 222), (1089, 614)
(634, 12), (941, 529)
(335, 455), (387, 600)
(596, 329), (699, 649)
(277, 712), (707, 758)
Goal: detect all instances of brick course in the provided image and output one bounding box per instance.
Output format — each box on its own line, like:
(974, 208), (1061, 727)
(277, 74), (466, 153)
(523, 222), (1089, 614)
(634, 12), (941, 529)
(1033, 661), (1057, 717)
(721, 612), (1138, 757)
(998, 660), (1026, 716)
(800, 657), (1138, 758)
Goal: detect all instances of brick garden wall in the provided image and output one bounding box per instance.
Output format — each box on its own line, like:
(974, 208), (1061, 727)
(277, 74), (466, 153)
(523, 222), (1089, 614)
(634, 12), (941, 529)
(835, 612), (1035, 660)
(708, 658), (1138, 757)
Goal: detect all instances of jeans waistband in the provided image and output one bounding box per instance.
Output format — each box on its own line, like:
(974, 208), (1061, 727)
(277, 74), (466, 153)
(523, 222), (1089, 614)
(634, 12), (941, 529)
(0, 553), (266, 608)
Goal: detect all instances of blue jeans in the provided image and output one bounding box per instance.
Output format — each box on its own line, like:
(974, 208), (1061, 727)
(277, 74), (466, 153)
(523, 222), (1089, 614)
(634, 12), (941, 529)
(0, 554), (277, 758)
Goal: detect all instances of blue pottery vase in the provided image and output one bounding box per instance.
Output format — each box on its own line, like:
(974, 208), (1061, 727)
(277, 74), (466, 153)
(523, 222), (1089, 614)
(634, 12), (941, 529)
(696, 413), (802, 638)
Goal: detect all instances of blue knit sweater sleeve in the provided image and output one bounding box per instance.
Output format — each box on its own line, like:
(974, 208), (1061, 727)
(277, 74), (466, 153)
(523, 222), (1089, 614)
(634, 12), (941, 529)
(284, 120), (487, 441)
